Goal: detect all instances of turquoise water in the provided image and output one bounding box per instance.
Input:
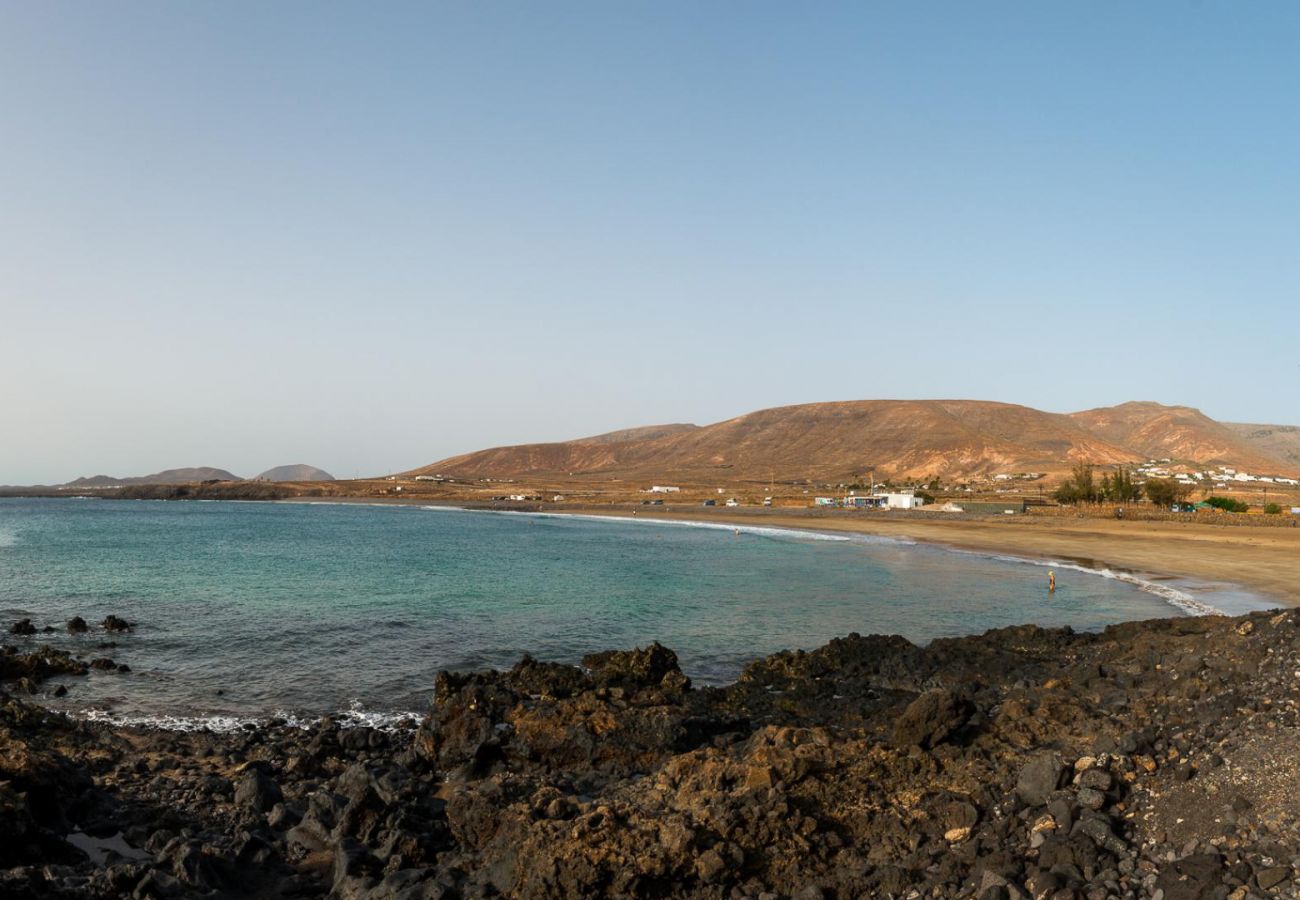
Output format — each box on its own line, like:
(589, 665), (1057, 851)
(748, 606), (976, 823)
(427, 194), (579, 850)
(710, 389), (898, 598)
(0, 498), (1265, 725)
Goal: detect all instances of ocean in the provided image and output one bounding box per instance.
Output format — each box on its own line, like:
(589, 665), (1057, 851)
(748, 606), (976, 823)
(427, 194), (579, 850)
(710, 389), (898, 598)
(0, 497), (1271, 729)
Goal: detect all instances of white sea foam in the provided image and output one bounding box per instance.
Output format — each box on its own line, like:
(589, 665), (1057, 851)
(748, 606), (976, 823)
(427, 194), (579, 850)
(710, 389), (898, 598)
(945, 548), (1230, 617)
(0, 527), (17, 548)
(78, 700), (422, 733)
(1051, 563), (1225, 617)
(424, 505), (918, 546)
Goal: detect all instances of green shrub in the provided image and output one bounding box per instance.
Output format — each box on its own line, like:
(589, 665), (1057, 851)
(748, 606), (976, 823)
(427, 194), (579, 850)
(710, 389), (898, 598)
(1205, 496), (1250, 513)
(1054, 463), (1098, 505)
(1265, 503), (1282, 515)
(1145, 478), (1189, 507)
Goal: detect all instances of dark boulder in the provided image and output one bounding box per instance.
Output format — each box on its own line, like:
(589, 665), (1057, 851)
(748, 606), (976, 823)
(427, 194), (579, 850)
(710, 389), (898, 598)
(233, 765), (283, 816)
(66, 617), (88, 634)
(1154, 853), (1226, 900)
(0, 781), (35, 865)
(8, 619), (37, 636)
(891, 688), (972, 749)
(582, 641), (690, 696)
(101, 615), (133, 633)
(0, 646), (90, 684)
(1015, 753), (1064, 807)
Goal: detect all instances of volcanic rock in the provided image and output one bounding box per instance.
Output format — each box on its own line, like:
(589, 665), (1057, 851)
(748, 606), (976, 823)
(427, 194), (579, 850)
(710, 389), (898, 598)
(891, 687), (972, 748)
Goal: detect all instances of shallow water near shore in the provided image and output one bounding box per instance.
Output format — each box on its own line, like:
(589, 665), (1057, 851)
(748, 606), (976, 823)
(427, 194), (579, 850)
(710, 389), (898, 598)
(0, 497), (1273, 726)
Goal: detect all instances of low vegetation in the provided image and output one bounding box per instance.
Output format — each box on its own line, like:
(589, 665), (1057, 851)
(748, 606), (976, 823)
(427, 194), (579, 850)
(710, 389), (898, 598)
(1100, 466), (1142, 502)
(1143, 477), (1191, 508)
(1052, 463), (1100, 505)
(1054, 465), (1205, 509)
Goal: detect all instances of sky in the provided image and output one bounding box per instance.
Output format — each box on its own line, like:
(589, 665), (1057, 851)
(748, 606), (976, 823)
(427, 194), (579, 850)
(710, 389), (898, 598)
(3, 2), (1299, 484)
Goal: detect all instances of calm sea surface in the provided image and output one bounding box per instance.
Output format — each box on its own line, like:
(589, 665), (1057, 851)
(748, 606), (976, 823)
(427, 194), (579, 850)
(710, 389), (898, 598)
(0, 498), (1269, 726)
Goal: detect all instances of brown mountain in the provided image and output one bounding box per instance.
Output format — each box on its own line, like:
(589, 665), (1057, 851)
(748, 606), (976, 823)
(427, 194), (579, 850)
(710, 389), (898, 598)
(1065, 402), (1288, 473)
(1224, 422), (1300, 470)
(410, 400), (1158, 482)
(64, 467), (242, 487)
(410, 400), (1300, 483)
(254, 464), (335, 482)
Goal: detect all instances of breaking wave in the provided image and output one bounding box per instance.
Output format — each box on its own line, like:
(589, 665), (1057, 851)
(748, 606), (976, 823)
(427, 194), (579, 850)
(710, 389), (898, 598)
(78, 700), (422, 734)
(959, 551), (1225, 617)
(425, 505), (918, 545)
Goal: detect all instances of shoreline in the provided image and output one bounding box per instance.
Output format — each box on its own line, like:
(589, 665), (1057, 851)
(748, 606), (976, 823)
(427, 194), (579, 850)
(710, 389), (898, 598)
(24, 504), (1240, 734)
(447, 506), (1248, 619)
(534, 506), (1300, 608)
(287, 495), (1296, 611)
(12, 495), (1280, 737)
(9, 491), (1297, 607)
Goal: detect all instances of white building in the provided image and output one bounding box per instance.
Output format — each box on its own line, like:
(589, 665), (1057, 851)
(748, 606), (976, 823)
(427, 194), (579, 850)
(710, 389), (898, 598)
(648, 485), (681, 493)
(873, 491), (926, 510)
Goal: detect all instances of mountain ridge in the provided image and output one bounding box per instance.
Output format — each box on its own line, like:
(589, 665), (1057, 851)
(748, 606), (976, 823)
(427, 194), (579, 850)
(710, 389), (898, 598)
(61, 463), (335, 487)
(64, 467), (242, 487)
(408, 400), (1300, 482)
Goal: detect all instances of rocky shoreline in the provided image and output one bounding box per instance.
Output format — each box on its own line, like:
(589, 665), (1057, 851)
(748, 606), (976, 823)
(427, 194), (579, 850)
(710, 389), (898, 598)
(4, 609), (1300, 898)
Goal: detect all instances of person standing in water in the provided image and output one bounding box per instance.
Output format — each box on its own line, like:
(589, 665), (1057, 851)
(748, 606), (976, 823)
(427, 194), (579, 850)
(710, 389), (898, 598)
(1048, 571), (1056, 593)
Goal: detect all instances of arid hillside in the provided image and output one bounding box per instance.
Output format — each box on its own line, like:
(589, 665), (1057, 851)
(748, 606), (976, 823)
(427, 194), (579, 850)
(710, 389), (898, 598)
(409, 399), (1300, 483)
(1226, 422), (1300, 470)
(1067, 402), (1288, 473)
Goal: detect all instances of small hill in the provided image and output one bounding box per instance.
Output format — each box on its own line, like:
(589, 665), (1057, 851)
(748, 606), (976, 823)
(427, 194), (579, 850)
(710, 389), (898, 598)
(1067, 402), (1291, 472)
(1225, 423), (1300, 469)
(63, 475), (129, 488)
(64, 467), (241, 487)
(254, 464), (335, 482)
(137, 467), (241, 484)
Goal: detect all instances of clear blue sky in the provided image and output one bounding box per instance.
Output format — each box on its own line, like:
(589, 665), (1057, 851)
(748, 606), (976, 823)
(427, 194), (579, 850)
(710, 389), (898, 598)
(3, 2), (1298, 484)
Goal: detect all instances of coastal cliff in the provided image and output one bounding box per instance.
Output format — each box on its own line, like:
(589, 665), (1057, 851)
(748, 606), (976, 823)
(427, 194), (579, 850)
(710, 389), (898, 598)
(3, 609), (1300, 898)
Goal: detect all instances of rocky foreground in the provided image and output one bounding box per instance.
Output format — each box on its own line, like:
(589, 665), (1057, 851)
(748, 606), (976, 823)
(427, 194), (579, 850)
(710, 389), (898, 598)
(4, 610), (1300, 899)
